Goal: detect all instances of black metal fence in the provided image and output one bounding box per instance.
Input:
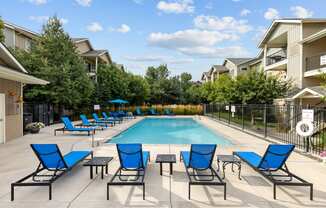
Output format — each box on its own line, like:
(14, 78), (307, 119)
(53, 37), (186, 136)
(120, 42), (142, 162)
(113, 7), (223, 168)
(204, 104), (326, 156)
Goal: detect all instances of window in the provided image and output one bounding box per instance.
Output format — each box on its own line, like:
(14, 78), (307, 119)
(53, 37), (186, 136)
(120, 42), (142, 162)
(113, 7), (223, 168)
(241, 67), (247, 71)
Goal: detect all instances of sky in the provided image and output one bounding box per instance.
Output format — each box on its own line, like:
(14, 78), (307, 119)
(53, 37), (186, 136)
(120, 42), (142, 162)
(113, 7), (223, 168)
(1, 0), (325, 80)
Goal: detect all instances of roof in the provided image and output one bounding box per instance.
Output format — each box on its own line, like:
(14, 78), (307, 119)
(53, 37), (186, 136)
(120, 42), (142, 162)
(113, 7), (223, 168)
(258, 18), (326, 48)
(72, 38), (94, 51)
(71, 38), (88, 43)
(291, 86), (326, 99)
(0, 42), (48, 85)
(81, 50), (108, 57)
(4, 21), (39, 39)
(201, 72), (211, 80)
(211, 65), (229, 72)
(300, 28), (326, 44)
(224, 58), (252, 66)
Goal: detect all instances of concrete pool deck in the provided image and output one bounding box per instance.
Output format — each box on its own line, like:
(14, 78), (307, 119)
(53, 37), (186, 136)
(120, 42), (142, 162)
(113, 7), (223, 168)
(0, 116), (326, 208)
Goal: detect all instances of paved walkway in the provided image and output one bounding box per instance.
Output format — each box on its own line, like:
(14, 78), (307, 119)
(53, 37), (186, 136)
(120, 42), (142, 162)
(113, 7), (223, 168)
(0, 116), (326, 208)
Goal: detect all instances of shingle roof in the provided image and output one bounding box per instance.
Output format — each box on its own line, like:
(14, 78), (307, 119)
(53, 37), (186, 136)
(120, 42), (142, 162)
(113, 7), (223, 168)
(71, 38), (88, 42)
(212, 65), (229, 72)
(81, 50), (108, 57)
(226, 58), (253, 65)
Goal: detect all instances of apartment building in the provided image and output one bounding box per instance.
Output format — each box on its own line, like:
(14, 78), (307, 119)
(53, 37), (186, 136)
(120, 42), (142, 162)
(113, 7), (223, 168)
(72, 38), (112, 81)
(3, 21), (113, 82)
(201, 58), (258, 83)
(259, 18), (326, 105)
(3, 21), (38, 51)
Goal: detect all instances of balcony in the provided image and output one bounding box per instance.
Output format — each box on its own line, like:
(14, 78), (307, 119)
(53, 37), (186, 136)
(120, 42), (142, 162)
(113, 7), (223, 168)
(304, 53), (326, 77)
(265, 49), (287, 71)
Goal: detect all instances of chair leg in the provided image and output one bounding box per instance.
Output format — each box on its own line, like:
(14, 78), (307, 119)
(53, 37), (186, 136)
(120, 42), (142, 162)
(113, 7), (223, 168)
(49, 184), (52, 200)
(11, 184), (14, 201)
(188, 183), (191, 200)
(273, 184), (276, 200)
(107, 184), (110, 200)
(310, 184), (313, 200)
(143, 184), (145, 200)
(224, 184), (226, 200)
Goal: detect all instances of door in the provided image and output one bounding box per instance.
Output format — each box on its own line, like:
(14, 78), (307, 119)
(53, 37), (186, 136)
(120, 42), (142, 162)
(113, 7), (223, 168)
(0, 94), (5, 144)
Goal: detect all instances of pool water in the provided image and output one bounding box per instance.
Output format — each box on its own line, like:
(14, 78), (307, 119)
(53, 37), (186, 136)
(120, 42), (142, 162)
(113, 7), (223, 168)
(107, 118), (231, 145)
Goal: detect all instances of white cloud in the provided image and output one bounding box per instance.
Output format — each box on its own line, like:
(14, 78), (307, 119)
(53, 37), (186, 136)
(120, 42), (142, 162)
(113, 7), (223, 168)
(75, 0), (92, 7)
(110, 24), (131, 33)
(117, 24), (131, 33)
(290, 6), (313, 18)
(124, 55), (193, 64)
(240, 9), (251, 17)
(86, 22), (103, 32)
(178, 46), (249, 58)
(252, 26), (267, 43)
(264, 8), (279, 20)
(147, 29), (247, 58)
(194, 15), (252, 34)
(29, 16), (68, 24)
(148, 29), (238, 48)
(157, 0), (194, 14)
(26, 0), (47, 5)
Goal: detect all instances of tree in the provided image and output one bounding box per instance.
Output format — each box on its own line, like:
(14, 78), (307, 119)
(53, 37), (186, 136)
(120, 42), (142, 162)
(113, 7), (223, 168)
(145, 65), (170, 104)
(204, 70), (291, 104)
(0, 17), (5, 42)
(95, 64), (129, 106)
(13, 16), (94, 110)
(126, 73), (150, 105)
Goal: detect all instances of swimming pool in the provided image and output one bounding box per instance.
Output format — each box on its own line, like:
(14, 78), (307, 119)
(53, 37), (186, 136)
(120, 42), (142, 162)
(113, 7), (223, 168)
(107, 118), (231, 145)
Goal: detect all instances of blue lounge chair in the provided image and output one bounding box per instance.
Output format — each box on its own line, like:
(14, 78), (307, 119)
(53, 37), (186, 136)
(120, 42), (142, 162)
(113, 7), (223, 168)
(80, 114), (107, 129)
(92, 113), (115, 125)
(107, 144), (150, 200)
(135, 107), (143, 116)
(164, 108), (175, 115)
(234, 144), (313, 200)
(180, 144), (226, 200)
(109, 112), (124, 123)
(11, 144), (92, 201)
(54, 117), (96, 136)
(102, 112), (121, 124)
(148, 108), (158, 115)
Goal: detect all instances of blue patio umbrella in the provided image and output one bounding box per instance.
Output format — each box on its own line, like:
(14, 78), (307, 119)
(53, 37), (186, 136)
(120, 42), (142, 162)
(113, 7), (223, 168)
(109, 99), (129, 111)
(109, 99), (129, 104)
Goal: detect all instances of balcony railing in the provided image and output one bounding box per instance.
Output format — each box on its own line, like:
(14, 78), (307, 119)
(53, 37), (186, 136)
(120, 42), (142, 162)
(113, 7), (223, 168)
(266, 49), (287, 66)
(306, 53), (326, 72)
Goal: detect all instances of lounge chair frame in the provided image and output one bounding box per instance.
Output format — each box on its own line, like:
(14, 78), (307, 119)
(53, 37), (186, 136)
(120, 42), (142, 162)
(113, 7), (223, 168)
(11, 146), (93, 201)
(233, 151), (313, 200)
(107, 168), (146, 200)
(180, 148), (226, 200)
(107, 146), (149, 200)
(54, 127), (95, 136)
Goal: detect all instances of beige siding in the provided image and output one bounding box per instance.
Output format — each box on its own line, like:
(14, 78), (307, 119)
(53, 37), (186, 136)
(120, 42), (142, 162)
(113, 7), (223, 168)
(303, 23), (326, 39)
(0, 77), (23, 141)
(75, 41), (92, 54)
(224, 61), (237, 78)
(15, 33), (32, 51)
(99, 54), (111, 64)
(302, 36), (326, 87)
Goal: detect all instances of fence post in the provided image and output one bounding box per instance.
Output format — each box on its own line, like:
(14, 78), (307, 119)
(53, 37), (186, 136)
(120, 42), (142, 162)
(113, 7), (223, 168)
(264, 104), (267, 138)
(228, 103), (231, 125)
(242, 104), (245, 130)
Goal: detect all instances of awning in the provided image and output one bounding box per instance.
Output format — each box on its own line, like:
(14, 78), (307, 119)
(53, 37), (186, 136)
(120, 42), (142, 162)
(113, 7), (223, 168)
(0, 65), (49, 85)
(291, 86), (326, 99)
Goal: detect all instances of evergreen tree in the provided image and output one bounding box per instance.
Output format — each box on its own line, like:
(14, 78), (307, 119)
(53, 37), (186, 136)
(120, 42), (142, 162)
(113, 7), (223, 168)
(14, 16), (94, 109)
